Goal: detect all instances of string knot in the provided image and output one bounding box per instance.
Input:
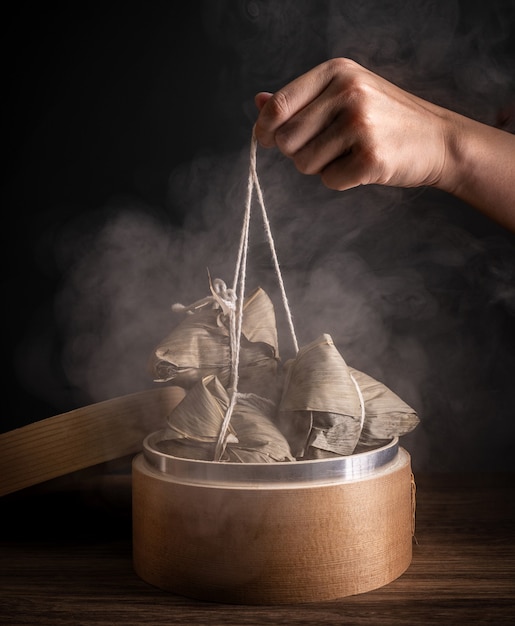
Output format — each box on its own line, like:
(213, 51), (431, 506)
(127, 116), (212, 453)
(171, 277), (236, 316)
(210, 277), (237, 316)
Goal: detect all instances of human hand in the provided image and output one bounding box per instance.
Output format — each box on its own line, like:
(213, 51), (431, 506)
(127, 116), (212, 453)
(255, 58), (515, 232)
(254, 58), (451, 192)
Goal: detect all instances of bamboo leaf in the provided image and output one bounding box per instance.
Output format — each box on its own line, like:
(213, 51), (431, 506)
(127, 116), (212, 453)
(151, 306), (231, 386)
(277, 334), (362, 458)
(155, 438), (216, 461)
(225, 393), (294, 463)
(150, 284), (280, 393)
(279, 334), (361, 415)
(164, 374), (235, 442)
(241, 287), (279, 357)
(159, 387), (294, 463)
(349, 367), (420, 444)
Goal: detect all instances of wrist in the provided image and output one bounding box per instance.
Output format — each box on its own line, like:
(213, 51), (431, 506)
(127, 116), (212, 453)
(430, 107), (515, 230)
(431, 108), (467, 196)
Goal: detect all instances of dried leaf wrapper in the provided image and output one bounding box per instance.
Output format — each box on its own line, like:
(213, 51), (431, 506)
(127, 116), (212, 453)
(277, 334), (363, 459)
(157, 374), (293, 463)
(150, 286), (280, 399)
(349, 367), (420, 447)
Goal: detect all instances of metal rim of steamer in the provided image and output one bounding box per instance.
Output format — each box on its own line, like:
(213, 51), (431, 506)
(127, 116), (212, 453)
(142, 430), (400, 487)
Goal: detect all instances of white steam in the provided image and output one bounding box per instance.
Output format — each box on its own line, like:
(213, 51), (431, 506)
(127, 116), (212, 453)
(15, 0), (515, 471)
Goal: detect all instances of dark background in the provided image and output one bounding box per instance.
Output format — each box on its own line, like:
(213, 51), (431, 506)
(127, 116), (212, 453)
(5, 0), (515, 472)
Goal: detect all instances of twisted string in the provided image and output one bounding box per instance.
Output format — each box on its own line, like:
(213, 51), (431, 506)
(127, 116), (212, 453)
(215, 130), (364, 460)
(213, 136), (255, 461)
(249, 131), (299, 355)
(214, 131), (300, 460)
(350, 372), (366, 435)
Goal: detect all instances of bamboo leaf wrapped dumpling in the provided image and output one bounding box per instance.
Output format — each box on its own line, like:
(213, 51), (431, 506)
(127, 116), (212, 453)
(277, 334), (363, 459)
(149, 281), (281, 399)
(156, 375), (293, 463)
(151, 304), (231, 386)
(156, 374), (236, 460)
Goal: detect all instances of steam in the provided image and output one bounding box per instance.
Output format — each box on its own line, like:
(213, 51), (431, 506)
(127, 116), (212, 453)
(15, 0), (515, 471)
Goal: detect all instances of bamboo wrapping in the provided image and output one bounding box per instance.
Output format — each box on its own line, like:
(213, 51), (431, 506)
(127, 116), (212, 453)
(132, 448), (413, 604)
(0, 387), (185, 497)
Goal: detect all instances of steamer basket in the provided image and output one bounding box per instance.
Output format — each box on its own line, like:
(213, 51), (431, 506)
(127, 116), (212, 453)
(133, 431), (414, 604)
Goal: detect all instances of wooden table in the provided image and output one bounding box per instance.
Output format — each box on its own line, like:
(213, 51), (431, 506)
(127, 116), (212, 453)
(1, 466), (514, 625)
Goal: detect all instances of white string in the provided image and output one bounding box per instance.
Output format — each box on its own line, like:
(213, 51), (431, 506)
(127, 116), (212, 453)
(350, 372), (366, 435)
(249, 131), (299, 355)
(213, 138), (255, 461)
(215, 131), (368, 460)
(231, 143), (255, 297)
(215, 131), (301, 460)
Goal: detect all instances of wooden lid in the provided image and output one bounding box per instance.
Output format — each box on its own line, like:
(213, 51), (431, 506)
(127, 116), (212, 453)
(0, 386), (184, 497)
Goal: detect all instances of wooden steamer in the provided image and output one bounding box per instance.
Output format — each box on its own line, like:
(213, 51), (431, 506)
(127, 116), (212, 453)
(132, 431), (414, 604)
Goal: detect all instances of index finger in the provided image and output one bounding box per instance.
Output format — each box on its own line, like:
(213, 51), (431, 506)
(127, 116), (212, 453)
(254, 59), (342, 148)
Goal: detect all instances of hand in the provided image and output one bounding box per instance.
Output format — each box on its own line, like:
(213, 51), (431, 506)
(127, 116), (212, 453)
(254, 58), (515, 231)
(254, 58), (449, 191)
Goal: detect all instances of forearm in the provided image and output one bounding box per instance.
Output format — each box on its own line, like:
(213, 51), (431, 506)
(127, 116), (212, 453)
(438, 110), (515, 231)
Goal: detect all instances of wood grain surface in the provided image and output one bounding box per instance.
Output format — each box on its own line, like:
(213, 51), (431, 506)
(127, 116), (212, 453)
(132, 450), (413, 604)
(0, 470), (514, 625)
(0, 387), (185, 496)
